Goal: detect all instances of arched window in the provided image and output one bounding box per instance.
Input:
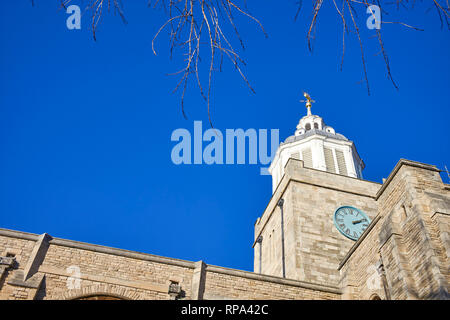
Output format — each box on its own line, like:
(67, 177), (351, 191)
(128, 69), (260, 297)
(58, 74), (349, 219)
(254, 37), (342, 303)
(370, 294), (382, 300)
(314, 123), (319, 129)
(305, 123), (311, 131)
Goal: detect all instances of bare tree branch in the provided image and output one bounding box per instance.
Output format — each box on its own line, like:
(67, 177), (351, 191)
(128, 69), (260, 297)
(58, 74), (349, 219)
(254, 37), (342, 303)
(43, 0), (449, 122)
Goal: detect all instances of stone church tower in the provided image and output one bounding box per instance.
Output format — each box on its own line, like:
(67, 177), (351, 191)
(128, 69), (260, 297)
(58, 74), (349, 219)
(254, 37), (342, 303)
(252, 94), (449, 299)
(254, 96), (384, 285)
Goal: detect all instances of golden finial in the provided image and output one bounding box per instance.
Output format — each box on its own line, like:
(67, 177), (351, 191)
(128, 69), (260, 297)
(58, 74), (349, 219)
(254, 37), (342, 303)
(300, 92), (315, 116)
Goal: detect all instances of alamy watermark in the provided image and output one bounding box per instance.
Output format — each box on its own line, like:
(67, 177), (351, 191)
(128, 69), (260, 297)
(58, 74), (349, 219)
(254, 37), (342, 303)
(65, 4), (380, 31)
(365, 264), (382, 291)
(66, 265), (82, 289)
(66, 5), (81, 30)
(366, 5), (381, 30)
(170, 121), (280, 175)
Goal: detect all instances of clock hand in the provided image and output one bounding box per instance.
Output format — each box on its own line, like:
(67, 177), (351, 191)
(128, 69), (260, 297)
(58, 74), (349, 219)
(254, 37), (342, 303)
(352, 219), (367, 225)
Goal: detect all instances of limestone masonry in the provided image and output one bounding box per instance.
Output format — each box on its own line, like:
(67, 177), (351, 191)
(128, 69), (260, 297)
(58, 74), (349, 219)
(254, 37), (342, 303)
(1, 104), (449, 300)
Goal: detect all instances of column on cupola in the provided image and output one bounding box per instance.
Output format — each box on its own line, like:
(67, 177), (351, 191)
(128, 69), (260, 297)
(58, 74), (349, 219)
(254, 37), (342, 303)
(344, 148), (358, 178)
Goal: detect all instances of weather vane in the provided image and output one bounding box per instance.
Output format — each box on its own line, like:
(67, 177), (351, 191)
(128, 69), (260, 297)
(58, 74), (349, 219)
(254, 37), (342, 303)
(300, 92), (315, 116)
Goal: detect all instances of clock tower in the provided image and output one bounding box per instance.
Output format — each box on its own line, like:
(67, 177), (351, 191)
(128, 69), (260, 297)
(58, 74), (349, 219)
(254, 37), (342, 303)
(254, 94), (381, 287)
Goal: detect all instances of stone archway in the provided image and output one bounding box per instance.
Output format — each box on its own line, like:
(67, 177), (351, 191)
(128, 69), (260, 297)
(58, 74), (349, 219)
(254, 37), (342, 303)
(74, 294), (125, 300)
(60, 284), (143, 300)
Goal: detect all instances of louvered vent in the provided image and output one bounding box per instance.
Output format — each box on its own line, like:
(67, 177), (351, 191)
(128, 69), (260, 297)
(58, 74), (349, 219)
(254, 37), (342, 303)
(324, 147), (336, 173)
(290, 152), (300, 160)
(302, 148), (313, 168)
(335, 150), (348, 175)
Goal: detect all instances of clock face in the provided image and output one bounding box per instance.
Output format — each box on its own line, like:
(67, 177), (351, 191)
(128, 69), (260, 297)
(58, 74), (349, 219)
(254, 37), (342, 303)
(333, 206), (371, 241)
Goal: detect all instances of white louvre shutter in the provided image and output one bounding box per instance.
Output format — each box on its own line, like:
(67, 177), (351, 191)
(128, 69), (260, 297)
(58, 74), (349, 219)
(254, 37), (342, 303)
(324, 147), (336, 173)
(335, 150), (348, 176)
(302, 148), (313, 168)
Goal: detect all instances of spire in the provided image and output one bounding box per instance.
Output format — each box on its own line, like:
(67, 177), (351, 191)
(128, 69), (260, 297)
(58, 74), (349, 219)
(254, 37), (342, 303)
(300, 92), (315, 116)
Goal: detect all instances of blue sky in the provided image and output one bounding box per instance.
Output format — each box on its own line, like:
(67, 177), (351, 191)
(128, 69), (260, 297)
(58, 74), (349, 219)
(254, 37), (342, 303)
(1, 1), (449, 272)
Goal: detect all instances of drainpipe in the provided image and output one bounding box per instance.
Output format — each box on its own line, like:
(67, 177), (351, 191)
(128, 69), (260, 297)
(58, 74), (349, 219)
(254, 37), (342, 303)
(256, 236), (263, 274)
(277, 199), (286, 278)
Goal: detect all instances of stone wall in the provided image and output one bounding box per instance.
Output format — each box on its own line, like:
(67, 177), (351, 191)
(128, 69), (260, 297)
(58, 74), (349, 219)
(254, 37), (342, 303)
(202, 265), (340, 300)
(339, 160), (450, 300)
(0, 228), (340, 300)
